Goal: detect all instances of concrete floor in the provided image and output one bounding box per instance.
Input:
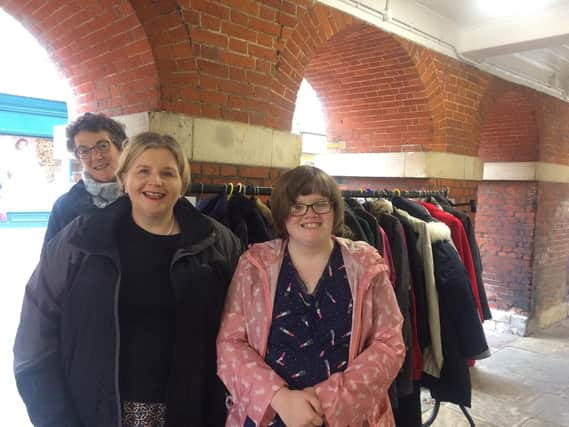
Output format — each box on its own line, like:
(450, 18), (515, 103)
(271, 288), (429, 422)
(421, 318), (569, 427)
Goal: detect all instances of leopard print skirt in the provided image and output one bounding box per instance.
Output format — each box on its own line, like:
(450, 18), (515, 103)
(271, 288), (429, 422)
(122, 401), (167, 427)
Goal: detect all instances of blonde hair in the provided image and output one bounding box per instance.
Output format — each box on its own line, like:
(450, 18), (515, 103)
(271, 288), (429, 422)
(115, 132), (191, 195)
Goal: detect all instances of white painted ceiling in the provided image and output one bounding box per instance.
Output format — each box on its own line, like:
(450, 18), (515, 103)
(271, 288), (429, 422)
(318, 0), (569, 102)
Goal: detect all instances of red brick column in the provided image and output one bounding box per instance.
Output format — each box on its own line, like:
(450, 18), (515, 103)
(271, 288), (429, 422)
(476, 182), (537, 314)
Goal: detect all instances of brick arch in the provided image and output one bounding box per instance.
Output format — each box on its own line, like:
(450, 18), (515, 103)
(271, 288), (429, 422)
(266, 3), (355, 130)
(401, 41), (493, 156)
(128, 0), (198, 115)
(1, 0), (160, 116)
(398, 40), (445, 151)
(128, 0), (330, 127)
(299, 22), (433, 152)
(479, 81), (538, 162)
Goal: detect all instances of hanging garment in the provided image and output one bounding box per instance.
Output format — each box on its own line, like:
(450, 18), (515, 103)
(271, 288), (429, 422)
(391, 196), (433, 222)
(230, 193), (274, 245)
(442, 204), (492, 320)
(197, 193), (247, 244)
(392, 382), (422, 427)
(197, 193), (273, 247)
(422, 238), (490, 407)
(418, 201), (483, 320)
(345, 198), (381, 250)
(366, 200), (413, 397)
(343, 203), (370, 244)
(393, 206), (444, 379)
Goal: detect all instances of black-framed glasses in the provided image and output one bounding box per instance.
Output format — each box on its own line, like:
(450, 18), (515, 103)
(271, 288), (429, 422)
(74, 140), (112, 159)
(289, 200), (333, 216)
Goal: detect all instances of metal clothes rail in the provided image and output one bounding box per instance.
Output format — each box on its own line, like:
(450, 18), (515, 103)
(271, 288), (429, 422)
(188, 183), (451, 200)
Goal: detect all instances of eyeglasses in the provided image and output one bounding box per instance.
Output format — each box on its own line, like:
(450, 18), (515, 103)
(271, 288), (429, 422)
(289, 200), (333, 216)
(74, 140), (112, 159)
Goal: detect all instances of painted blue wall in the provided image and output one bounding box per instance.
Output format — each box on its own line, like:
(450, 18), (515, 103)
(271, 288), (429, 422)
(0, 93), (67, 138)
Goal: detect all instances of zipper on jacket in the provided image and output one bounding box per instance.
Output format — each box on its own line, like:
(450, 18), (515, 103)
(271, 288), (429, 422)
(113, 263), (122, 427)
(259, 267), (274, 358)
(348, 271), (376, 363)
(245, 251), (279, 358)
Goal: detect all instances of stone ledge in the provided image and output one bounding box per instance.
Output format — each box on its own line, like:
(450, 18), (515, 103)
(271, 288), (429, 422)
(112, 111), (302, 169)
(483, 309), (529, 336)
(313, 151), (483, 180)
(483, 161), (569, 183)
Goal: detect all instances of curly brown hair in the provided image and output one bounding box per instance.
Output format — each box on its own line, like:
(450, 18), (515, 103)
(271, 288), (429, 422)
(66, 112), (126, 154)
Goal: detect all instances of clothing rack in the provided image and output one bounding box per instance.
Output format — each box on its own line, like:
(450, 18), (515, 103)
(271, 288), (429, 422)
(188, 183), (450, 200)
(189, 182), (477, 426)
(423, 400), (475, 427)
(188, 183), (272, 196)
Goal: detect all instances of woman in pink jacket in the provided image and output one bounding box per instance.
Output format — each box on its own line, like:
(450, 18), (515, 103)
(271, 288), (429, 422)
(217, 166), (405, 427)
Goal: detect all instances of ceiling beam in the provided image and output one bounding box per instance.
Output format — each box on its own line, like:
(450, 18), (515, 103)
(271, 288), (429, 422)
(460, 6), (569, 59)
(484, 54), (556, 83)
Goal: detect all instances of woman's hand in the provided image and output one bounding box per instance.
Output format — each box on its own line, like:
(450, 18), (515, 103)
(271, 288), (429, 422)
(271, 387), (324, 427)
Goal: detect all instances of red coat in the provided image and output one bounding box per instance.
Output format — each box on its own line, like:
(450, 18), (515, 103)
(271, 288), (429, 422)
(418, 202), (483, 320)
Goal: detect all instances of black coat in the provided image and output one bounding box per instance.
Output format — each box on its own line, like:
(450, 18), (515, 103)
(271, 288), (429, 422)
(14, 196), (241, 427)
(422, 240), (489, 407)
(443, 205), (492, 320)
(198, 193), (272, 247)
(374, 212), (413, 397)
(43, 180), (97, 252)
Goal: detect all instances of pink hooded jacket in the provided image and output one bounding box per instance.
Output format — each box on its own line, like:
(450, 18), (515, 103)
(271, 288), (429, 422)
(217, 237), (405, 427)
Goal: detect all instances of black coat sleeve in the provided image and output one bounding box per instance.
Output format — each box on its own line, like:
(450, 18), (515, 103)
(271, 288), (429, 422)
(42, 197), (67, 255)
(14, 234), (82, 427)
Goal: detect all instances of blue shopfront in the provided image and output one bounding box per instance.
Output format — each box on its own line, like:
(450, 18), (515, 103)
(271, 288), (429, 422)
(0, 93), (68, 228)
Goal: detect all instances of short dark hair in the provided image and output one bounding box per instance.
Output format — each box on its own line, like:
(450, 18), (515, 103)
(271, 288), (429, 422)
(271, 165), (344, 239)
(66, 112), (126, 153)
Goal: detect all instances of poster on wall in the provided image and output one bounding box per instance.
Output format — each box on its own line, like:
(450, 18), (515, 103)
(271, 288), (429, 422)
(0, 134), (69, 216)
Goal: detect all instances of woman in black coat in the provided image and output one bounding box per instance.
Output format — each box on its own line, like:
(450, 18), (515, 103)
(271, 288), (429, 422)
(43, 112), (127, 251)
(15, 132), (241, 426)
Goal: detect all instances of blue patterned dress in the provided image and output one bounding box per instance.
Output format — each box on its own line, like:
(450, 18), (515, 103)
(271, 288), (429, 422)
(245, 243), (353, 426)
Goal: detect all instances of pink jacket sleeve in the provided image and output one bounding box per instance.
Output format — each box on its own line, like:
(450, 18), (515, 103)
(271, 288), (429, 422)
(313, 269), (405, 427)
(216, 256), (287, 426)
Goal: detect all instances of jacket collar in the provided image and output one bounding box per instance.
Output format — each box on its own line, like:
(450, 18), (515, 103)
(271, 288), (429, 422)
(244, 237), (387, 306)
(69, 196), (215, 255)
(246, 236), (383, 273)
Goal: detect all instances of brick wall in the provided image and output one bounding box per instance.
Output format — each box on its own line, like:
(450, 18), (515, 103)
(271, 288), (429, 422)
(476, 182), (537, 313)
(190, 161), (286, 187)
(304, 23), (433, 153)
(479, 91), (538, 162)
(4, 0), (160, 116)
(538, 96), (569, 165)
(533, 183), (569, 316)
(399, 40), (491, 156)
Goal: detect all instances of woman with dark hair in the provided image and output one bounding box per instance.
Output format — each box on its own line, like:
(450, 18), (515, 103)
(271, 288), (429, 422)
(15, 132), (241, 426)
(217, 165), (405, 427)
(43, 112), (127, 249)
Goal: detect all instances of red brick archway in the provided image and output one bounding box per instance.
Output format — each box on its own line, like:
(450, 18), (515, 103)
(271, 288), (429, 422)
(303, 23), (433, 153)
(2, 0), (160, 116)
